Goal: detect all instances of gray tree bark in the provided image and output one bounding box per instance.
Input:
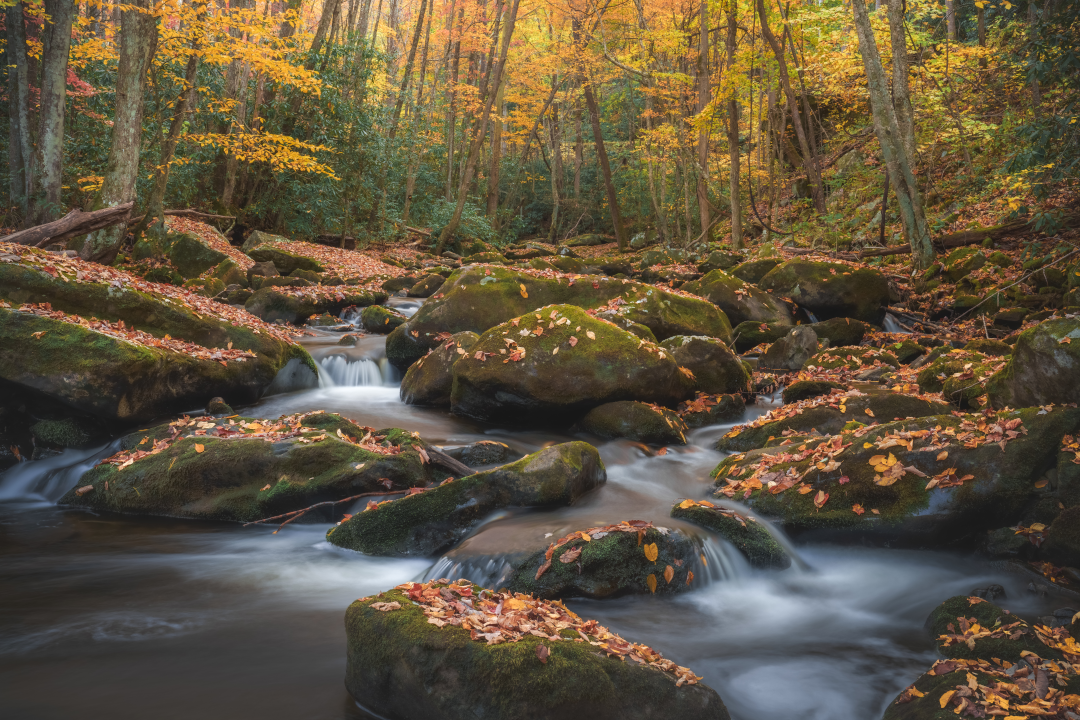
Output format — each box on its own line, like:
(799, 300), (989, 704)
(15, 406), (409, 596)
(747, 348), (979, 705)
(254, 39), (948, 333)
(886, 0), (915, 161)
(5, 3), (33, 212)
(726, 0), (742, 248)
(696, 0), (711, 237)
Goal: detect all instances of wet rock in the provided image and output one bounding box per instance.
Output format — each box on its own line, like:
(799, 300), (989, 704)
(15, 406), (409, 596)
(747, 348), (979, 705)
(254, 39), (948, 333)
(681, 269), (794, 327)
(360, 304), (407, 334)
(758, 259), (892, 324)
(981, 527), (1032, 559)
(205, 397), (233, 415)
(782, 380), (845, 404)
(449, 305), (692, 425)
(326, 442), (606, 556)
(132, 231), (228, 279)
(400, 331), (479, 407)
(729, 259), (781, 285)
(507, 525), (702, 599)
(343, 581), (730, 720)
(409, 274), (445, 298)
(61, 414), (433, 522)
(660, 335), (751, 395)
(927, 595), (1061, 663)
(716, 389), (953, 453)
(679, 393), (746, 429)
(247, 245), (324, 275)
(380, 276), (417, 294)
(443, 440), (517, 467)
(337, 334), (359, 347)
(307, 312), (339, 327)
(385, 266), (732, 371)
(244, 287), (385, 325)
(574, 401), (688, 445)
(730, 317), (867, 353)
(970, 584), (1006, 601)
(759, 326), (818, 371)
(672, 501), (789, 568)
(986, 318), (1080, 408)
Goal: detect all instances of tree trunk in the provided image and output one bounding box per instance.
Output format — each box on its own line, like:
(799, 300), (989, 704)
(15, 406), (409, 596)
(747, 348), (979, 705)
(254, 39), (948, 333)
(886, 0), (915, 161)
(78, 0), (158, 263)
(486, 75), (506, 217)
(574, 103), (583, 198)
(434, 0), (519, 253)
(946, 0), (956, 40)
(852, 0), (933, 269)
(5, 3), (33, 212)
(546, 83), (561, 241)
(755, 0), (825, 213)
(27, 0), (76, 225)
(444, 7), (463, 199)
(726, 0), (742, 248)
(696, 0), (711, 237)
(387, 0), (430, 140)
(976, 6), (986, 68)
(583, 75), (626, 250)
(370, 0), (384, 45)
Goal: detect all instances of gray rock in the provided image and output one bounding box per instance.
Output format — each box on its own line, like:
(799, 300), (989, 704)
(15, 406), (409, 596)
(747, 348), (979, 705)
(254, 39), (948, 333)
(760, 326), (818, 371)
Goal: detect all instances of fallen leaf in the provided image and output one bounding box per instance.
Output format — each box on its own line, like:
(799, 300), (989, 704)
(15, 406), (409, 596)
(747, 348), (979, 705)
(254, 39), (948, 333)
(559, 545), (583, 563)
(260, 483), (271, 491)
(586, 330), (596, 340)
(569, 336), (578, 347)
(814, 490), (829, 509)
(865, 409), (875, 417)
(75, 485), (94, 496)
(371, 601), (401, 612)
(536, 644), (550, 664)
(643, 543), (659, 562)
(519, 284), (528, 298)
(31, 330), (47, 339)
(646, 574), (657, 593)
(1061, 337), (1072, 345)
(871, 508), (880, 514)
(940, 690), (955, 708)
(838, 475), (850, 484)
(663, 565), (674, 584)
(852, 503), (865, 515)
(194, 444), (205, 453)
(1035, 479), (1048, 488)
(686, 570), (694, 585)
(937, 451), (949, 461)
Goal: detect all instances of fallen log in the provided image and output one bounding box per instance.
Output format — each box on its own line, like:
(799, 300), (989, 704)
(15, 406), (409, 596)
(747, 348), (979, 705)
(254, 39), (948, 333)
(1, 202), (135, 248)
(127, 208), (236, 226)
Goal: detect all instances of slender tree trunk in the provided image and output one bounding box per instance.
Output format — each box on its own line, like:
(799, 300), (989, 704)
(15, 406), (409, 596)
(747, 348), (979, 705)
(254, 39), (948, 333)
(574, 102), (583, 198)
(347, 0), (360, 36)
(852, 0), (933, 269)
(222, 61), (251, 208)
(1028, 4), (1041, 115)
(583, 75), (627, 250)
(546, 81), (561, 241)
(486, 75), (506, 217)
(696, 0), (711, 237)
(434, 0), (519, 253)
(27, 0), (76, 225)
(756, 0), (825, 213)
(78, 0), (158, 262)
(976, 6), (986, 68)
(444, 7), (462, 199)
(370, 0), (384, 45)
(886, 0), (915, 161)
(387, 0), (430, 140)
(946, 0), (956, 40)
(6, 3), (33, 212)
(726, 0), (742, 248)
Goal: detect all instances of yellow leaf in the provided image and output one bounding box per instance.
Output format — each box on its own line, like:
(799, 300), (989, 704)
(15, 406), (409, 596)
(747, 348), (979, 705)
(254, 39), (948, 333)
(865, 409), (875, 417)
(139, 437), (148, 445)
(909, 686), (925, 698)
(646, 574), (657, 593)
(663, 565), (674, 584)
(1035, 479), (1048, 488)
(937, 451), (948, 461)
(863, 442), (872, 448)
(643, 543), (659, 562)
(798, 485), (814, 494)
(869, 455), (886, 466)
(940, 690), (955, 708)
(519, 284), (528, 298)
(194, 444), (205, 453)
(505, 598), (527, 610)
(679, 499), (696, 509)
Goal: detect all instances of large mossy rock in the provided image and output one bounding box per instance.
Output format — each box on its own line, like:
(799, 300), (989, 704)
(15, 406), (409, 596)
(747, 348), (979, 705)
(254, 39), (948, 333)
(715, 390), (951, 453)
(681, 269), (794, 327)
(660, 335), (751, 395)
(759, 326), (819, 371)
(400, 331), (479, 407)
(449, 305), (693, 425)
(671, 501), (790, 569)
(344, 581), (730, 720)
(730, 259), (781, 284)
(758, 259), (892, 324)
(326, 442), (606, 556)
(244, 287), (386, 325)
(385, 266), (732, 370)
(132, 231), (229, 279)
(507, 525), (702, 599)
(574, 401), (688, 445)
(60, 414), (432, 521)
(714, 407), (1080, 543)
(247, 244), (324, 275)
(926, 596), (1057, 663)
(360, 304), (407, 334)
(730, 316), (868, 353)
(986, 318), (1080, 408)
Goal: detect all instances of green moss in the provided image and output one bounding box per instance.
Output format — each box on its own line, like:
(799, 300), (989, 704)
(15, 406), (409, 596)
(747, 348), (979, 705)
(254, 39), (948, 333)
(672, 504), (789, 568)
(681, 269), (793, 327)
(927, 596), (1059, 663)
(782, 380), (844, 404)
(248, 245), (324, 274)
(360, 304), (407, 334)
(758, 259), (892, 324)
(730, 259), (780, 284)
(575, 401), (688, 445)
(29, 418), (92, 448)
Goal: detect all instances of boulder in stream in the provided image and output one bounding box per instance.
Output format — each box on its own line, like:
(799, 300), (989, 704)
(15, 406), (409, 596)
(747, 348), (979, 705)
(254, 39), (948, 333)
(681, 269), (794, 327)
(400, 331), (479, 407)
(678, 393), (746, 429)
(360, 304), (407, 334)
(758, 259), (893, 324)
(574, 401), (688, 445)
(671, 500), (790, 569)
(759, 326), (819, 371)
(986, 318), (1080, 409)
(659, 335), (751, 395)
(244, 287), (386, 325)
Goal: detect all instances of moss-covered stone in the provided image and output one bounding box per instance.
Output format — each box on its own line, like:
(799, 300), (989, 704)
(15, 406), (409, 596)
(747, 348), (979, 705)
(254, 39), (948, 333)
(244, 287), (386, 325)
(507, 527), (701, 599)
(360, 304), (407, 334)
(344, 583), (730, 720)
(927, 596), (1061, 663)
(715, 390), (951, 453)
(289, 268), (322, 284)
(574, 401), (688, 445)
(963, 338), (1011, 357)
(760, 326), (819, 371)
(211, 258), (247, 288)
(563, 234), (608, 248)
(731, 317), (868, 353)
(132, 231), (228, 279)
(450, 305), (692, 425)
(385, 266), (732, 370)
(782, 380), (845, 404)
(679, 394), (746, 429)
(807, 346), (900, 371)
(986, 318), (1080, 408)
(183, 277), (226, 298)
(60, 416), (433, 521)
(462, 251), (508, 264)
(697, 250), (744, 274)
(671, 503), (790, 568)
(326, 441), (606, 555)
(1044, 505), (1080, 568)
(29, 417), (95, 448)
(730, 259), (781, 285)
(409, 274), (446, 297)
(400, 331), (479, 407)
(660, 335), (751, 395)
(444, 440), (517, 467)
(943, 247), (987, 282)
(758, 259), (892, 324)
(682, 269), (794, 327)
(247, 245), (324, 275)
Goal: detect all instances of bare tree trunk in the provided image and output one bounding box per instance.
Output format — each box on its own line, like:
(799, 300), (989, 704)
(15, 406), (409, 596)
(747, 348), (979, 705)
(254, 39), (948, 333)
(886, 0), (915, 161)
(222, 61), (250, 208)
(486, 75), (506, 217)
(546, 82), (561, 241)
(387, 0), (430, 140)
(852, 0), (933, 269)
(583, 74), (627, 250)
(756, 0), (825, 213)
(726, 0), (742, 248)
(946, 0), (956, 40)
(574, 102), (583, 198)
(370, 0), (384, 46)
(5, 3), (33, 212)
(696, 0), (711, 237)
(27, 0), (76, 225)
(976, 6), (986, 68)
(78, 0), (158, 262)
(444, 7), (462, 199)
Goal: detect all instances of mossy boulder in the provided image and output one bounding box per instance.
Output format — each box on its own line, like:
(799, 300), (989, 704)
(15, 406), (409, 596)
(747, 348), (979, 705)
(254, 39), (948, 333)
(782, 380), (845, 404)
(715, 390), (952, 453)
(183, 276), (226, 298)
(760, 326), (819, 371)
(679, 394), (746, 429)
(400, 331), (479, 407)
(507, 526), (702, 599)
(360, 304), (407, 334)
(244, 287), (386, 325)
(344, 582), (730, 720)
(326, 442), (606, 556)
(1043, 505), (1080, 568)
(660, 335), (751, 395)
(925, 595), (1055, 663)
(671, 502), (790, 568)
(444, 440), (517, 467)
(730, 259), (781, 284)
(986, 318), (1080, 408)
(807, 346), (900, 371)
(731, 317), (868, 353)
(381, 276), (416, 294)
(697, 250), (743, 273)
(462, 251), (508, 264)
(132, 231), (228, 279)
(385, 266), (732, 371)
(240, 229), (285, 252)
(574, 401), (688, 445)
(60, 414), (433, 521)
(247, 245), (324, 275)
(963, 338), (1011, 357)
(289, 268), (322, 284)
(409, 274), (446, 298)
(211, 258), (248, 288)
(247, 260), (278, 285)
(715, 407), (1080, 542)
(758, 259), (892, 324)
(449, 305), (692, 425)
(681, 269), (794, 327)
(563, 234), (608, 247)
(29, 417), (96, 448)
(943, 247), (987, 282)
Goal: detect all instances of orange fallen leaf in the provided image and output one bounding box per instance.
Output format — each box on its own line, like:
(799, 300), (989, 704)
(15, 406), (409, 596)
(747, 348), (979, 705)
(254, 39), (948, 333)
(536, 644), (550, 664)
(1061, 337), (1072, 345)
(813, 490), (829, 509)
(663, 565), (674, 584)
(260, 483), (271, 491)
(865, 409), (875, 417)
(194, 444), (205, 453)
(569, 336), (578, 347)
(656, 448), (668, 456)
(559, 545), (583, 563)
(75, 485), (94, 496)
(852, 503), (865, 515)
(643, 543), (659, 562)
(519, 284), (528, 298)
(937, 451), (949, 461)
(646, 574), (657, 593)
(686, 570), (694, 585)
(871, 508), (880, 515)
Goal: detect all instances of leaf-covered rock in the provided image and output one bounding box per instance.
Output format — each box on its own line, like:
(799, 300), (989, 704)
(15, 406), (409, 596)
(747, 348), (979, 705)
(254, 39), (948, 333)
(659, 335), (751, 395)
(758, 259), (892, 324)
(574, 401), (688, 445)
(986, 318), (1080, 408)
(681, 269), (794, 327)
(244, 287), (386, 325)
(400, 331), (479, 407)
(671, 500), (790, 569)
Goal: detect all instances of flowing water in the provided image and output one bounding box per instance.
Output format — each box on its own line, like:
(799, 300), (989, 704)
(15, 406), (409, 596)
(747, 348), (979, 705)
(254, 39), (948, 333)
(0, 322), (1064, 720)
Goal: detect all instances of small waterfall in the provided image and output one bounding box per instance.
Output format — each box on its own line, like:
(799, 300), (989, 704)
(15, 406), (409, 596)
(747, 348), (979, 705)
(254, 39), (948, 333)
(883, 313), (911, 334)
(0, 441), (119, 505)
(318, 354), (400, 386)
(712, 497), (813, 572)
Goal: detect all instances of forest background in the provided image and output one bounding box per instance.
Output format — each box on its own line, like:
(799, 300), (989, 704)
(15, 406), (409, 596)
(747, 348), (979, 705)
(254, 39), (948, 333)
(1, 0), (1077, 265)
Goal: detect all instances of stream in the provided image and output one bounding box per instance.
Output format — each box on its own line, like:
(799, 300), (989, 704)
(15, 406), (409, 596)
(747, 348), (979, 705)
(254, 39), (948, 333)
(0, 311), (1062, 720)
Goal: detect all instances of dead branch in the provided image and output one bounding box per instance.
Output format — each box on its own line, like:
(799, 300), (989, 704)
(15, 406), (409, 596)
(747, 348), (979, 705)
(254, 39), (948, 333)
(1, 202), (135, 247)
(242, 489), (408, 532)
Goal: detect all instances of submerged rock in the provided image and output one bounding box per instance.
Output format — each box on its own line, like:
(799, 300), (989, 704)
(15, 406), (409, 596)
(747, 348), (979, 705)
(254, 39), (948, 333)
(758, 259), (892, 324)
(344, 580), (730, 720)
(660, 335), (751, 395)
(326, 442), (606, 556)
(400, 331), (479, 407)
(671, 500), (790, 569)
(574, 401), (688, 445)
(60, 413), (434, 522)
(507, 522), (703, 599)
